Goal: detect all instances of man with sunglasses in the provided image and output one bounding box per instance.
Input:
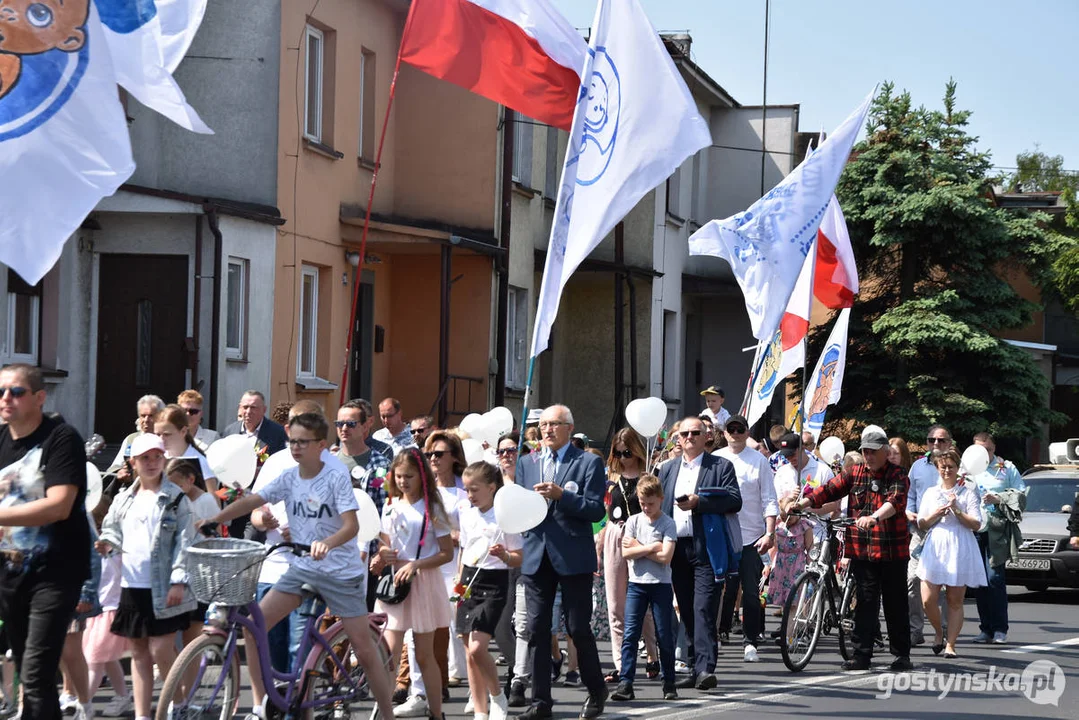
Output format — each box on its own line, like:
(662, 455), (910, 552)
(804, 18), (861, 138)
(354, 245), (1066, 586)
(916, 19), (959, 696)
(409, 415), (435, 449)
(714, 415), (777, 662)
(334, 400), (392, 515)
(905, 424), (951, 647)
(0, 363), (90, 719)
(659, 416), (741, 692)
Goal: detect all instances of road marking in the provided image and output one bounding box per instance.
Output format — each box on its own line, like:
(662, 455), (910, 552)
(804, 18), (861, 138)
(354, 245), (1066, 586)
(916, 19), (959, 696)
(1001, 636), (1079, 654)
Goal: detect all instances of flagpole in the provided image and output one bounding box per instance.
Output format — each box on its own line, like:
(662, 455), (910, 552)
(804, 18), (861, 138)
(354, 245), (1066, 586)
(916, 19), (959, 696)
(518, 356), (537, 452)
(741, 340), (764, 416)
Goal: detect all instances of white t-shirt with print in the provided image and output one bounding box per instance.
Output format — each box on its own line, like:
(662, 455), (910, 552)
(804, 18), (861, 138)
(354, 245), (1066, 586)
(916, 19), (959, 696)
(381, 498), (450, 563)
(459, 505), (522, 571)
(258, 463), (364, 578)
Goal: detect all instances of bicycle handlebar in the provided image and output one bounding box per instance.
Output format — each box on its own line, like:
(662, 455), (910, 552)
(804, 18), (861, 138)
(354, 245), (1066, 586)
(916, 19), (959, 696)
(266, 542), (311, 557)
(788, 509), (859, 527)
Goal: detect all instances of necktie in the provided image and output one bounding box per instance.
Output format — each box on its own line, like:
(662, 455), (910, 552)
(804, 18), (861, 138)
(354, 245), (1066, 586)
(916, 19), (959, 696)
(544, 452), (557, 485)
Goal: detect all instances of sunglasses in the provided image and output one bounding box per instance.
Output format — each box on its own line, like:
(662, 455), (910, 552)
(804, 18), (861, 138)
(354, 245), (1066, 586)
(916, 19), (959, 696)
(497, 447), (518, 457)
(0, 386), (28, 398)
(926, 437), (950, 444)
(335, 420), (358, 429)
(726, 425), (747, 434)
(612, 449), (634, 459)
(679, 430), (703, 438)
(183, 407), (202, 416)
(426, 450), (448, 460)
(411, 427), (428, 435)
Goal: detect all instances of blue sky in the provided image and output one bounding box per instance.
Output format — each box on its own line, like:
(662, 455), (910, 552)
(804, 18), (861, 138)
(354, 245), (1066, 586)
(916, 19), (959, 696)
(550, 0), (1079, 175)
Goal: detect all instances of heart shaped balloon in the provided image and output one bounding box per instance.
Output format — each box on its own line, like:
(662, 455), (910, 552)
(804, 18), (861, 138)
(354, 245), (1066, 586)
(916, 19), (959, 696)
(625, 397), (667, 437)
(206, 435), (258, 490)
(961, 444), (990, 476)
(85, 462), (103, 512)
(494, 482), (549, 534)
(462, 438), (486, 465)
(353, 489), (383, 543)
(818, 436), (845, 465)
(459, 413), (487, 441)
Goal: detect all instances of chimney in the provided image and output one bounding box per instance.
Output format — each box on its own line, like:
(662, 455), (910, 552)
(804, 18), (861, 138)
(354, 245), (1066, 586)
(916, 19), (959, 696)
(663, 32), (692, 59)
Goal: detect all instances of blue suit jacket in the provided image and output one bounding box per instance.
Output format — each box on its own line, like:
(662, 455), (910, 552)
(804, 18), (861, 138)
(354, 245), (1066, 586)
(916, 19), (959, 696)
(222, 418), (288, 455)
(659, 453), (743, 561)
(516, 444), (606, 576)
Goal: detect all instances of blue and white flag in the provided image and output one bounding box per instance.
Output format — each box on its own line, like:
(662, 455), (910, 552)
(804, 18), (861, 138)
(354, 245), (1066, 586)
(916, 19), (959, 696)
(529, 0), (711, 357)
(802, 307), (850, 441)
(689, 91), (873, 342)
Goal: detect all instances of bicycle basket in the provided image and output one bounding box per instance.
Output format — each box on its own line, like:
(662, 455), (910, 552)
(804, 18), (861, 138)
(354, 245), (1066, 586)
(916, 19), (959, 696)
(186, 538), (267, 605)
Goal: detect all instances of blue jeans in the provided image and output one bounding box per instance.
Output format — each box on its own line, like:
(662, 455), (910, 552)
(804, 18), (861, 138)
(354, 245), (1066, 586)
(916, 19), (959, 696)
(620, 582), (675, 687)
(256, 582), (314, 672)
(975, 532), (1009, 634)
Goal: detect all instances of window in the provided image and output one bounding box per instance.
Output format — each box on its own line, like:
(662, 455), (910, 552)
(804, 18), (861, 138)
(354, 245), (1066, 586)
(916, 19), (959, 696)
(6, 269), (39, 364)
(298, 265), (319, 377)
(505, 286), (528, 388)
(512, 115), (533, 187)
(359, 48), (376, 163)
(225, 258), (249, 359)
(303, 25), (324, 142)
(666, 165), (684, 220)
(544, 125), (559, 199)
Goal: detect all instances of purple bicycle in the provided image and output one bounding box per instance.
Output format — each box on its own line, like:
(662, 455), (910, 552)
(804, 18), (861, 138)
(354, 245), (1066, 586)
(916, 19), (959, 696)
(155, 539), (391, 720)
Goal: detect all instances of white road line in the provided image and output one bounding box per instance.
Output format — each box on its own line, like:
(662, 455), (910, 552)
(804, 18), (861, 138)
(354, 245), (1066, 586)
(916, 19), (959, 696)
(1002, 636), (1079, 654)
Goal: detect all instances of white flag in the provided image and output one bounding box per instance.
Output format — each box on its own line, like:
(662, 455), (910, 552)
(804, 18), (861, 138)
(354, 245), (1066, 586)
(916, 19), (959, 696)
(689, 91), (873, 341)
(802, 307), (850, 441)
(99, 0), (211, 133)
(0, 3), (135, 285)
(529, 0), (711, 357)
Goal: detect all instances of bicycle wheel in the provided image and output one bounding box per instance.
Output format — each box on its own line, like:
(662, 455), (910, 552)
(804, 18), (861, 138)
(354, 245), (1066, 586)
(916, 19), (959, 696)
(837, 573), (858, 661)
(155, 633), (240, 720)
(780, 570), (825, 672)
(302, 623), (390, 720)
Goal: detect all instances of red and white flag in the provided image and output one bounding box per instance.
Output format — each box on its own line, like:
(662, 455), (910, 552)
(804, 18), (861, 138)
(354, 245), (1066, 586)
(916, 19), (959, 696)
(813, 196), (858, 308)
(399, 0), (588, 131)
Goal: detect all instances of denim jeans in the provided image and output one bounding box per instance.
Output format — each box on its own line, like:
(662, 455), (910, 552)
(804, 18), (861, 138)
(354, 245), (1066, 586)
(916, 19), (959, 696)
(975, 532), (1009, 634)
(256, 582), (314, 672)
(620, 582), (675, 687)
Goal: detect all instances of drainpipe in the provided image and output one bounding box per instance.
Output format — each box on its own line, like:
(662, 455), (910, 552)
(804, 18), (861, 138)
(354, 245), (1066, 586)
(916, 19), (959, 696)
(494, 108), (515, 408)
(614, 223), (625, 429)
(439, 244), (452, 425)
(192, 215), (202, 390)
(204, 205), (223, 430)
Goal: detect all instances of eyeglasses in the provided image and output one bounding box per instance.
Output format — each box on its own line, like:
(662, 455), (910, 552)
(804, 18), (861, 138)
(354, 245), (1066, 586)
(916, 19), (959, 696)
(426, 450), (448, 460)
(183, 407), (202, 416)
(497, 447), (518, 457)
(926, 437), (950, 445)
(679, 430), (703, 438)
(0, 386), (29, 398)
(726, 425), (747, 434)
(538, 421), (568, 430)
(411, 427), (428, 435)
(288, 438), (315, 449)
(335, 420), (358, 429)
(612, 449), (634, 459)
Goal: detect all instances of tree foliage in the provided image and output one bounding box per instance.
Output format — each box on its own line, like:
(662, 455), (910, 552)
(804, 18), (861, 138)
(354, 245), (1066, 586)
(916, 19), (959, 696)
(795, 81), (1067, 448)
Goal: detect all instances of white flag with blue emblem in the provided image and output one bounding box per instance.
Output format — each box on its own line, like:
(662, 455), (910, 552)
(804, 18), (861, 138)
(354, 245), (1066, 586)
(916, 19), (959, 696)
(529, 0), (711, 357)
(0, 2), (135, 285)
(802, 307), (850, 441)
(689, 91), (873, 342)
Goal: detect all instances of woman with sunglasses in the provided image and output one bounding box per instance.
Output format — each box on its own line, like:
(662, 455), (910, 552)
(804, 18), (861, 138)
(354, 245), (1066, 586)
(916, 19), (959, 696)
(598, 428), (660, 684)
(497, 434), (520, 482)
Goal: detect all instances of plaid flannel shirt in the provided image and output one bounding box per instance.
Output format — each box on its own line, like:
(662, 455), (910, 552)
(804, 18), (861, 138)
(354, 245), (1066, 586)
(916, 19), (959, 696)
(807, 461), (911, 562)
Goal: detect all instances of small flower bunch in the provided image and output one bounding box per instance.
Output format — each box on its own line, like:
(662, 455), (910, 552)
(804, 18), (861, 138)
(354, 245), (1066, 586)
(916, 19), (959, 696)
(214, 485), (246, 504)
(450, 580), (472, 606)
(256, 441), (271, 467)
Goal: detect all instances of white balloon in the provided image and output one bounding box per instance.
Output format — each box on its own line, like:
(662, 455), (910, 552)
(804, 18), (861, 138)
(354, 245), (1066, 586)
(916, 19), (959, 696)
(818, 436), (845, 465)
(625, 396), (667, 437)
(488, 406), (514, 439)
(961, 444), (990, 476)
(462, 438), (486, 465)
(85, 462), (102, 512)
(459, 413), (486, 441)
(206, 435), (259, 490)
(494, 482), (549, 534)
(354, 490), (382, 543)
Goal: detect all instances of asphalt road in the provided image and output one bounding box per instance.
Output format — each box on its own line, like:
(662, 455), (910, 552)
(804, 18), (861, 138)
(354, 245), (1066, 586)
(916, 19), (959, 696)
(101, 586), (1077, 719)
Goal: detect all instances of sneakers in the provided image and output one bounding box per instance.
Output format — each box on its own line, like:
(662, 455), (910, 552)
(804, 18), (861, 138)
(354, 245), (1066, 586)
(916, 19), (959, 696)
(59, 694), (77, 714)
(973, 631), (992, 644)
(743, 645), (759, 663)
(562, 670), (580, 687)
(841, 658), (871, 672)
(507, 680), (528, 708)
(674, 660), (692, 675)
(73, 703), (94, 720)
(663, 685), (679, 701)
(489, 692), (509, 720)
(100, 695), (133, 718)
(393, 694), (429, 718)
(464, 696), (475, 714)
(610, 682), (635, 702)
(551, 649), (567, 682)
(992, 632), (1008, 644)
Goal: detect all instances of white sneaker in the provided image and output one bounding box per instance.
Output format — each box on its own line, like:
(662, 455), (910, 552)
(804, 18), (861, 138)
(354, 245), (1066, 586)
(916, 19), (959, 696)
(489, 692), (509, 720)
(992, 632), (1008, 644)
(100, 695), (133, 718)
(392, 694), (429, 718)
(463, 695), (474, 714)
(73, 702), (94, 720)
(674, 660), (692, 674)
(59, 694), (77, 713)
(743, 645), (760, 663)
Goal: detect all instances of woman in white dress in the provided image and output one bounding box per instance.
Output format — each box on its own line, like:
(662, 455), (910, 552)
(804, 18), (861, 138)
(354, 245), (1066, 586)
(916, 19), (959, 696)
(917, 448), (987, 658)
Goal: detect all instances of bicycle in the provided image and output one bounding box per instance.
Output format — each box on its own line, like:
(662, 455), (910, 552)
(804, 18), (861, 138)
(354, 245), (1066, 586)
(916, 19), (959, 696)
(778, 512), (860, 671)
(156, 538), (392, 720)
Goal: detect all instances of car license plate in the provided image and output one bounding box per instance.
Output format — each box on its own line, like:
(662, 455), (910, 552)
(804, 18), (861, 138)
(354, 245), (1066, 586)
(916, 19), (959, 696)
(1006, 558), (1051, 570)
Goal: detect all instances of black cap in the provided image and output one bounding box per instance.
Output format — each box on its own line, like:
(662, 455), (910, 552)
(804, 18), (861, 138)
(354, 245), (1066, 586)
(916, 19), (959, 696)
(700, 385), (725, 397)
(725, 414), (749, 429)
(777, 432), (802, 456)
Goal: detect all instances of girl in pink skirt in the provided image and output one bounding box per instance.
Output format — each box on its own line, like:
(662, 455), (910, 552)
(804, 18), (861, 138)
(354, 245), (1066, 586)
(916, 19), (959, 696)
(83, 553), (132, 716)
(376, 448), (454, 720)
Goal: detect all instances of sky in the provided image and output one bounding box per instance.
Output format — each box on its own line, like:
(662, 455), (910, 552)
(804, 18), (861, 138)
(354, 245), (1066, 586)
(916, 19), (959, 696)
(549, 0), (1079, 175)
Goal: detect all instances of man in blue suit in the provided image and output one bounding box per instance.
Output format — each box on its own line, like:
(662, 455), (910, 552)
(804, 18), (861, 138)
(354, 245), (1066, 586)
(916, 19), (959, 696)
(659, 416), (742, 691)
(516, 404), (608, 720)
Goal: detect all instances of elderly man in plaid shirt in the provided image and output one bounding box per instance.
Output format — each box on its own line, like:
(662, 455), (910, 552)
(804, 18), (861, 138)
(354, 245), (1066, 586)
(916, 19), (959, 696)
(794, 426), (913, 672)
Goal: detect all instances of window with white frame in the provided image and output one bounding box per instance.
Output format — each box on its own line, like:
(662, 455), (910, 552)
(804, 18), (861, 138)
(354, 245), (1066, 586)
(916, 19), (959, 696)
(6, 269), (39, 364)
(512, 115), (533, 187)
(359, 48), (376, 163)
(225, 257), (249, 359)
(505, 286), (528, 388)
(544, 125), (559, 199)
(304, 25), (324, 142)
(298, 265), (319, 377)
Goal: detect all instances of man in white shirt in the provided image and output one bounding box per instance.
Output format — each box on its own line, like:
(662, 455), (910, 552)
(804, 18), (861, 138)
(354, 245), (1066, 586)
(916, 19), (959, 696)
(698, 385), (730, 427)
(773, 433), (834, 502)
(905, 424), (950, 646)
(371, 397), (415, 455)
(715, 415), (777, 662)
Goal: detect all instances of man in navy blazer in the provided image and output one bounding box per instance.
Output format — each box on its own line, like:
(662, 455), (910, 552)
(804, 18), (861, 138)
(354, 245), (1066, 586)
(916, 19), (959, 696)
(516, 404), (608, 720)
(221, 390), (288, 455)
(659, 415), (742, 691)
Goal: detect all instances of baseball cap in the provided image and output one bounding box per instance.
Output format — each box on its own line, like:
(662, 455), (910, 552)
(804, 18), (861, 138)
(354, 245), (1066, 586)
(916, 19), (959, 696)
(725, 414), (749, 430)
(572, 432), (591, 444)
(860, 427), (888, 451)
(130, 433), (166, 458)
(699, 385), (725, 397)
(777, 432), (802, 456)
(526, 408), (543, 425)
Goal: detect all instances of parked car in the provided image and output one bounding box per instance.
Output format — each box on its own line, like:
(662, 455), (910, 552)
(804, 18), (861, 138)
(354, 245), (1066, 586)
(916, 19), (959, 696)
(1006, 467), (1079, 591)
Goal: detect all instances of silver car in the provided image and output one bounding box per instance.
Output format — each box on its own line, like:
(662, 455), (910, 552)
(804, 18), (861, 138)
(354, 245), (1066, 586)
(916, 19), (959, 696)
(1006, 468), (1079, 591)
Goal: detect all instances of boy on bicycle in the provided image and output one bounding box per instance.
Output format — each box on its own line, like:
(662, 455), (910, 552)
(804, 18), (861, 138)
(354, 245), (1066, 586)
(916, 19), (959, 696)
(206, 412), (394, 719)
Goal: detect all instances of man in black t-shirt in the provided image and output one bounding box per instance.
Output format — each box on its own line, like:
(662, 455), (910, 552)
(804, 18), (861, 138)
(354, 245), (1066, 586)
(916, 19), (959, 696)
(0, 363), (88, 720)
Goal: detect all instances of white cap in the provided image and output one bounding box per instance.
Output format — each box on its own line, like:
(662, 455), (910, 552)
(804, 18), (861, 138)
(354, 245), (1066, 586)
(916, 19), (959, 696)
(130, 433), (166, 458)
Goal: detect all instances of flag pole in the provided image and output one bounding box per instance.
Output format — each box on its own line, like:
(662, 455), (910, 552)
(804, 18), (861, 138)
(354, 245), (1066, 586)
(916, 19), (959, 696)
(740, 340), (764, 416)
(517, 356), (537, 452)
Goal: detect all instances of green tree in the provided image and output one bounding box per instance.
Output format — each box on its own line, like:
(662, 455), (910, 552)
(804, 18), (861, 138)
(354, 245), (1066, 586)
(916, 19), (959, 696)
(798, 81), (1067, 448)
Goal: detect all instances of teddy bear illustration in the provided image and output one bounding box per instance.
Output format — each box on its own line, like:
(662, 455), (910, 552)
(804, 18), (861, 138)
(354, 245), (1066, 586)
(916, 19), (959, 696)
(0, 0), (90, 100)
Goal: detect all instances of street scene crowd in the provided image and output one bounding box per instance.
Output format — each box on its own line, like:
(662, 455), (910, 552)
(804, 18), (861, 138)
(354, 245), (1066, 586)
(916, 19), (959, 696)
(0, 363), (1067, 720)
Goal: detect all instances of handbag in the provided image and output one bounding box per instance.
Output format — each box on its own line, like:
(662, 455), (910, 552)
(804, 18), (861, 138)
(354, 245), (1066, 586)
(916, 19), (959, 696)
(375, 501), (429, 605)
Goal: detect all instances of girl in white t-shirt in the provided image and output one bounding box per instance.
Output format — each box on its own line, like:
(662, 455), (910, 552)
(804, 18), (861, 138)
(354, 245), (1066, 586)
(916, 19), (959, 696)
(377, 448), (454, 720)
(166, 458), (220, 647)
(155, 404), (220, 494)
(457, 462), (522, 720)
